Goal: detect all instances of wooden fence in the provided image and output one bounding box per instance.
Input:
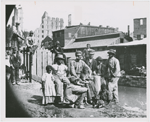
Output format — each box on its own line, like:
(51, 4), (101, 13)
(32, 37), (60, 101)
(32, 49), (53, 80)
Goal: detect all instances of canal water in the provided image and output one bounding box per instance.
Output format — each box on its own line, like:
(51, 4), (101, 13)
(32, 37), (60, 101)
(118, 86), (146, 110)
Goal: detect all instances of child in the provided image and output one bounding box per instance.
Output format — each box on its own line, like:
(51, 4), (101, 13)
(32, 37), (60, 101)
(41, 65), (56, 105)
(93, 84), (112, 108)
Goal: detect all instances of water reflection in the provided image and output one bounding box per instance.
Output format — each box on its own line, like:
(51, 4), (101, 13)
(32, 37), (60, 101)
(118, 86), (146, 110)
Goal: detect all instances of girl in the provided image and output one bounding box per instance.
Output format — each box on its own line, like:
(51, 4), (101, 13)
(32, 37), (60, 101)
(41, 65), (56, 105)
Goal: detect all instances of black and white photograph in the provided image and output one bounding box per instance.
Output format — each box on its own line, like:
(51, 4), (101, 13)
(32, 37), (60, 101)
(2, 0), (149, 119)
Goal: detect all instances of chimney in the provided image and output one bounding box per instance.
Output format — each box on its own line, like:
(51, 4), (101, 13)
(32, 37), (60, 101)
(99, 25), (102, 28)
(106, 26), (109, 28)
(115, 28), (119, 32)
(68, 14), (71, 26)
(88, 22), (90, 25)
(128, 25), (130, 36)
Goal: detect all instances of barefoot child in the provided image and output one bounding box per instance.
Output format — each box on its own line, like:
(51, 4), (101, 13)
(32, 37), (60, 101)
(41, 65), (56, 105)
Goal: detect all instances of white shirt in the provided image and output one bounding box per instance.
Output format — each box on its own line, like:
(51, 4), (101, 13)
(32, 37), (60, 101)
(52, 64), (68, 77)
(5, 55), (10, 67)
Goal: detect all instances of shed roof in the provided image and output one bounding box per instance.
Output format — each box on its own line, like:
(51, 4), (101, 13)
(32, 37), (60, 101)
(64, 37), (120, 49)
(64, 50), (109, 60)
(108, 38), (147, 47)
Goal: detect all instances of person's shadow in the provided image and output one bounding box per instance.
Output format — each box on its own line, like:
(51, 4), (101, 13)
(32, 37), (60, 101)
(28, 95), (43, 105)
(28, 95), (73, 108)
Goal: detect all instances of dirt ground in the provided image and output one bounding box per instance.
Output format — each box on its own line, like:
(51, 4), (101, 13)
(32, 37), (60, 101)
(8, 80), (146, 118)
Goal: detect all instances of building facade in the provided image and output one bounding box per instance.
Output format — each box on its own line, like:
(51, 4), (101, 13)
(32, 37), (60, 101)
(133, 18), (147, 40)
(53, 24), (119, 47)
(34, 11), (64, 47)
(12, 5), (23, 30)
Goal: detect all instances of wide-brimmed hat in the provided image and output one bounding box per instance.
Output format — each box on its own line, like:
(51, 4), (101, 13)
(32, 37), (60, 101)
(107, 49), (116, 55)
(55, 54), (64, 60)
(75, 51), (82, 56)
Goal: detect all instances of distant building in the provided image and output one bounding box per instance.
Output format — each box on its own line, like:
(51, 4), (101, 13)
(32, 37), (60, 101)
(133, 18), (147, 40)
(52, 24), (119, 47)
(109, 38), (147, 73)
(63, 32), (129, 59)
(34, 11), (64, 48)
(12, 5), (23, 30)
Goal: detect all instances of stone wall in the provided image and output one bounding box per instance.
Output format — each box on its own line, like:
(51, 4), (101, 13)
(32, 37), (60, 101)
(118, 75), (146, 88)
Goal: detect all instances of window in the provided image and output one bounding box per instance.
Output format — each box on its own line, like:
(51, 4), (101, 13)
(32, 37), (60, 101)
(120, 38), (124, 43)
(140, 19), (143, 25)
(42, 30), (44, 33)
(42, 25), (44, 28)
(68, 33), (71, 38)
(141, 34), (144, 39)
(42, 35), (44, 38)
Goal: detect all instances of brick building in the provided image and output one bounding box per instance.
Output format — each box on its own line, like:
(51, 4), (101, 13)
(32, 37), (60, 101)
(52, 24), (118, 47)
(34, 11), (64, 47)
(133, 18), (147, 40)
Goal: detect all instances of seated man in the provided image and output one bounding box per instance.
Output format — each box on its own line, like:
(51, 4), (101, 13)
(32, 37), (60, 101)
(65, 51), (91, 109)
(52, 54), (70, 104)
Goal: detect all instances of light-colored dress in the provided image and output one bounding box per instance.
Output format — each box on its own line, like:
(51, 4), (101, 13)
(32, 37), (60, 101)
(42, 73), (56, 104)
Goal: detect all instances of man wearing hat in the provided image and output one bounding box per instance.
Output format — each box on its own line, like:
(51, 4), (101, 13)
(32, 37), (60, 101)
(64, 51), (91, 109)
(84, 49), (97, 75)
(10, 47), (22, 85)
(52, 54), (70, 104)
(12, 22), (24, 50)
(82, 44), (92, 60)
(105, 49), (121, 104)
(49, 40), (67, 65)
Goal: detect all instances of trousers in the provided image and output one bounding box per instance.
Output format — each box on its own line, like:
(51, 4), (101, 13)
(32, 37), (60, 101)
(65, 84), (87, 105)
(54, 75), (70, 101)
(12, 67), (19, 84)
(107, 77), (119, 102)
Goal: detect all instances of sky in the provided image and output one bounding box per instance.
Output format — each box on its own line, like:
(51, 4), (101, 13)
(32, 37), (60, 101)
(8, 1), (149, 33)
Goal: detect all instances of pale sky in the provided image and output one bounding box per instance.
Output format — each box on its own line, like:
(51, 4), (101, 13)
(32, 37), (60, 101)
(8, 1), (149, 33)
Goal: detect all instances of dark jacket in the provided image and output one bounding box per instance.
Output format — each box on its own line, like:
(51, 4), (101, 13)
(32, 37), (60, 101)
(10, 52), (21, 68)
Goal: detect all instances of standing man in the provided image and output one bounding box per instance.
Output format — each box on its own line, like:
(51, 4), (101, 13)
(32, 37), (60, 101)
(10, 47), (22, 85)
(105, 49), (121, 104)
(82, 44), (92, 60)
(12, 22), (24, 50)
(96, 56), (106, 85)
(84, 49), (97, 75)
(26, 31), (38, 54)
(26, 31), (38, 65)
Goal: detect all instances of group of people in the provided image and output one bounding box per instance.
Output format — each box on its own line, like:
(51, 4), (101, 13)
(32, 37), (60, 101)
(41, 43), (121, 109)
(6, 28), (38, 85)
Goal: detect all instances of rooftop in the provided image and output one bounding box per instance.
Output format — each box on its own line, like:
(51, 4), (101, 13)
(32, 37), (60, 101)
(64, 37), (120, 49)
(108, 38), (147, 47)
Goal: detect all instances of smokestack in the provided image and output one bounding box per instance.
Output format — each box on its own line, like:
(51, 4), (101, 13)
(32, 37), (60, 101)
(68, 14), (71, 26)
(128, 25), (130, 36)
